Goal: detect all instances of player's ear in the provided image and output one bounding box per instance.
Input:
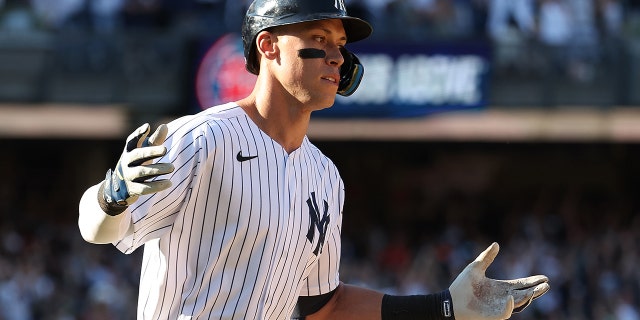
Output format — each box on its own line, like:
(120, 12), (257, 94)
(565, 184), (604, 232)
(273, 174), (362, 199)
(256, 30), (279, 64)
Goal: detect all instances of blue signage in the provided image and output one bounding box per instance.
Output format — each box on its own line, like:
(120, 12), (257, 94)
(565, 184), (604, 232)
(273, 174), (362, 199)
(194, 34), (491, 118)
(314, 41), (491, 118)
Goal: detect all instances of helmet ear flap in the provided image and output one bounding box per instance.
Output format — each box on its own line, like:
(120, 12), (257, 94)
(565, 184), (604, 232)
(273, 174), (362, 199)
(337, 47), (364, 96)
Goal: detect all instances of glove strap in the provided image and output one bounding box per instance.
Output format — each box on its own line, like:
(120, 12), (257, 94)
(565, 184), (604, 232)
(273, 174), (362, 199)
(99, 168), (130, 216)
(381, 290), (454, 320)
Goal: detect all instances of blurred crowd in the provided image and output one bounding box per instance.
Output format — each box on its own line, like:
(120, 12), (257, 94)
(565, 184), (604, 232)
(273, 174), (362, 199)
(0, 0), (638, 40)
(0, 0), (639, 84)
(0, 1), (640, 319)
(0, 221), (141, 319)
(339, 188), (640, 320)
(0, 186), (639, 319)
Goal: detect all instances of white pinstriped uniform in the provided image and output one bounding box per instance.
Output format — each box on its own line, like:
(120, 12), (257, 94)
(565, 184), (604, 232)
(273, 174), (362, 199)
(114, 102), (344, 319)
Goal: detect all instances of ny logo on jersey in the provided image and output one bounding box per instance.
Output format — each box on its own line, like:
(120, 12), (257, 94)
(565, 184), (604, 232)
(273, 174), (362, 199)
(306, 192), (330, 256)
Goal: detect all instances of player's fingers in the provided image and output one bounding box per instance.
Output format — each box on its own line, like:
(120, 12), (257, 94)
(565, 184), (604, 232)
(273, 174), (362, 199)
(126, 123), (151, 152)
(147, 124), (169, 147)
(127, 179), (172, 196)
(501, 275), (549, 290)
(140, 180), (173, 195)
(511, 286), (535, 310)
(130, 163), (175, 182)
(474, 242), (499, 272)
(511, 281), (549, 313)
(532, 281), (550, 300)
(127, 146), (168, 166)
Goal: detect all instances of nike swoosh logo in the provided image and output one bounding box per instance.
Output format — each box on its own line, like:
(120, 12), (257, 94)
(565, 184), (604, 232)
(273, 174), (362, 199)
(236, 151), (258, 162)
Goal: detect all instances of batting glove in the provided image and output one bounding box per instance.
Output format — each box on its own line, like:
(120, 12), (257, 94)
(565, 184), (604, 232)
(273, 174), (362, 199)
(449, 242), (550, 320)
(102, 123), (174, 214)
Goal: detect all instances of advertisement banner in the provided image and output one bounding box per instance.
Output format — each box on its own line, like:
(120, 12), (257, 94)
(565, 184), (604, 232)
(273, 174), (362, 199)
(315, 41), (491, 118)
(194, 34), (491, 118)
(194, 33), (257, 110)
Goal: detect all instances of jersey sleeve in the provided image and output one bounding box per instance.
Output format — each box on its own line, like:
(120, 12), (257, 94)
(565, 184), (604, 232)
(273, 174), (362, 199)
(78, 183), (133, 244)
(299, 178), (345, 297)
(115, 118), (207, 254)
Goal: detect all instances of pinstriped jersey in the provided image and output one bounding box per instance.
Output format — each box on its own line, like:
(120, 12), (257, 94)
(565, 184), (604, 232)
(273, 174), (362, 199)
(114, 103), (345, 319)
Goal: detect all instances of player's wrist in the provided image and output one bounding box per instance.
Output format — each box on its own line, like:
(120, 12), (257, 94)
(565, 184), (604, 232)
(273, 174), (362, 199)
(97, 180), (128, 216)
(381, 290), (454, 320)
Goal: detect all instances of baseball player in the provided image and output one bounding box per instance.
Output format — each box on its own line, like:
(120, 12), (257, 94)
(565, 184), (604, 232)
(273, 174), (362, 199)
(78, 0), (550, 319)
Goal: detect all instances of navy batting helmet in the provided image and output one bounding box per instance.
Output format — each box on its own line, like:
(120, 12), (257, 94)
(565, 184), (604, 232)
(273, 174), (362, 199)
(241, 0), (373, 75)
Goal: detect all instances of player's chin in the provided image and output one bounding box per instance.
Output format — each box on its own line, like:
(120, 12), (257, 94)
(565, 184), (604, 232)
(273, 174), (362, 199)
(304, 91), (335, 110)
(314, 95), (337, 111)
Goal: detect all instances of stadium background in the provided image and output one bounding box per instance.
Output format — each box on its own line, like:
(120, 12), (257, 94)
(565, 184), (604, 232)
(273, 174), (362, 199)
(0, 0), (639, 319)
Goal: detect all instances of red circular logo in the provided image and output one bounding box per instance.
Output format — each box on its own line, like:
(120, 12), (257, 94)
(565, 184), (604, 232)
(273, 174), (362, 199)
(195, 33), (257, 110)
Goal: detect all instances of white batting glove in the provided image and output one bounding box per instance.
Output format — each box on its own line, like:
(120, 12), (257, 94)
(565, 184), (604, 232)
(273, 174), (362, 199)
(449, 242), (550, 320)
(102, 123), (174, 211)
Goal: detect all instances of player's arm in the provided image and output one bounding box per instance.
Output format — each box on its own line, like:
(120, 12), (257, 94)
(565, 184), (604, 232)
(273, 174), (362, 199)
(300, 243), (550, 320)
(78, 123), (174, 244)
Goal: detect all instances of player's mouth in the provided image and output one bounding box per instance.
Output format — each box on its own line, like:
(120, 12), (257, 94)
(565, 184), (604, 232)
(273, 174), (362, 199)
(321, 75), (339, 86)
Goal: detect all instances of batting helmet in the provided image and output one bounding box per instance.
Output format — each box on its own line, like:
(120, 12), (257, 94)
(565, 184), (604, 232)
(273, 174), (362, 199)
(241, 0), (373, 75)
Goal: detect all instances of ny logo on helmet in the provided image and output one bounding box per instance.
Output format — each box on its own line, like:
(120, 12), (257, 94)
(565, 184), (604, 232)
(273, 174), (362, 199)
(334, 0), (346, 11)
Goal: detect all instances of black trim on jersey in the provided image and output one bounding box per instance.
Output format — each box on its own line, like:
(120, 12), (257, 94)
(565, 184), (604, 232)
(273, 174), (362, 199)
(291, 289), (338, 319)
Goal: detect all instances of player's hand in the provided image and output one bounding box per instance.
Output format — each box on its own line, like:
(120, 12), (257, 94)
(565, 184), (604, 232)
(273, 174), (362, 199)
(449, 242), (550, 320)
(103, 123), (174, 208)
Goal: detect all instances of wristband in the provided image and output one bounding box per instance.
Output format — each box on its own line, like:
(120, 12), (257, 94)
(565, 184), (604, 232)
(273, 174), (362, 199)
(381, 290), (454, 320)
(97, 181), (128, 216)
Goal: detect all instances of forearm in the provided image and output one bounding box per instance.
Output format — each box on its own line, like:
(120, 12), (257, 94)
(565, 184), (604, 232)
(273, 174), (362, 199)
(78, 183), (131, 244)
(307, 283), (384, 320)
(307, 283), (453, 320)
(306, 243), (549, 320)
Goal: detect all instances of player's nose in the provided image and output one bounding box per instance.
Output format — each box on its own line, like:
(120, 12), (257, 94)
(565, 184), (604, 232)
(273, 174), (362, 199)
(326, 45), (344, 67)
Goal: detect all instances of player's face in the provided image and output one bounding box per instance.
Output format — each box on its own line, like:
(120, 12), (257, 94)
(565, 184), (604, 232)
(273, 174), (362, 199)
(271, 19), (347, 110)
